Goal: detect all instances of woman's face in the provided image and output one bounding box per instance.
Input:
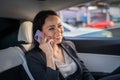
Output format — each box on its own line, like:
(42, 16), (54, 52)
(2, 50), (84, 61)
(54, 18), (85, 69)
(42, 15), (64, 44)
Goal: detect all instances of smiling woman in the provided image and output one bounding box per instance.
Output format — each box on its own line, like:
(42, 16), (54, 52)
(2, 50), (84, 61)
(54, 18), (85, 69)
(25, 10), (120, 80)
(25, 10), (96, 80)
(0, 0), (120, 80)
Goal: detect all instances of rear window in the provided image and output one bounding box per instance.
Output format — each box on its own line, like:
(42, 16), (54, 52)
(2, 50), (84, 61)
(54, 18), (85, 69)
(0, 18), (20, 49)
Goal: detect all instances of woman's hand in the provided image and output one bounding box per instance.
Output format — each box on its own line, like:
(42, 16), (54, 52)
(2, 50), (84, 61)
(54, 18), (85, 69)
(39, 37), (53, 57)
(39, 33), (56, 70)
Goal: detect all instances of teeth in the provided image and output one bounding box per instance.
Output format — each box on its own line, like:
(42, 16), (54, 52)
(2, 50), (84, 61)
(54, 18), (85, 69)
(56, 36), (60, 38)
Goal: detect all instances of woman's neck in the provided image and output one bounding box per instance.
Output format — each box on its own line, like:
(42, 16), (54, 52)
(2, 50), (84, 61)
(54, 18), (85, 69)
(53, 44), (65, 63)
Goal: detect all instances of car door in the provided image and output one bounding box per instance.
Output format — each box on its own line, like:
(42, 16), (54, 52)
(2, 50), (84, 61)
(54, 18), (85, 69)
(65, 37), (120, 79)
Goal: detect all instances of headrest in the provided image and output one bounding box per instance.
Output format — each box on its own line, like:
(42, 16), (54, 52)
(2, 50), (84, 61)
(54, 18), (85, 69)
(18, 21), (33, 44)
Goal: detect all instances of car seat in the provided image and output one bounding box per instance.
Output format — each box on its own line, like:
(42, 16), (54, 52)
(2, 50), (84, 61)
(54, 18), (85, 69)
(18, 21), (34, 51)
(0, 21), (34, 80)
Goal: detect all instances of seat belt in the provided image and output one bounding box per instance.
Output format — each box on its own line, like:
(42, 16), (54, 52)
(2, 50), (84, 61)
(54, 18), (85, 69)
(17, 41), (28, 53)
(18, 45), (27, 54)
(18, 44), (35, 80)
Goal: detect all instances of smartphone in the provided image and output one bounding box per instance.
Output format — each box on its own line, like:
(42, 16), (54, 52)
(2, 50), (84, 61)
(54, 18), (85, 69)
(34, 29), (42, 44)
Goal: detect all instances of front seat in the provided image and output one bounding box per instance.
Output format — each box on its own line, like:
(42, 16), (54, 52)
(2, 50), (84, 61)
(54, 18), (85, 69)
(0, 21), (34, 80)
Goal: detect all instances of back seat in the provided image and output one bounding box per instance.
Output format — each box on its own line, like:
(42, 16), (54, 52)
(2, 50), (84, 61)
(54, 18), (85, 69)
(0, 21), (34, 80)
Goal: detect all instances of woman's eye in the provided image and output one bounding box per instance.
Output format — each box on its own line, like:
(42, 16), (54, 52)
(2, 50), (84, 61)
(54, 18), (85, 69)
(49, 28), (54, 30)
(58, 25), (62, 28)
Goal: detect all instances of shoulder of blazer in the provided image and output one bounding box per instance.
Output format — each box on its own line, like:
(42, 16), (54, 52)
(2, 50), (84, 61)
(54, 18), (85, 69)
(63, 41), (76, 51)
(61, 41), (78, 59)
(26, 46), (47, 71)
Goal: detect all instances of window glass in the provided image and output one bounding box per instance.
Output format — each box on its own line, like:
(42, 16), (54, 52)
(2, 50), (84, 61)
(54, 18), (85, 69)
(57, 2), (120, 38)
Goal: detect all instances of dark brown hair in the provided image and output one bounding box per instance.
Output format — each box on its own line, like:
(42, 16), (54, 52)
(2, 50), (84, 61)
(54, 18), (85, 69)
(33, 10), (58, 36)
(33, 10), (58, 45)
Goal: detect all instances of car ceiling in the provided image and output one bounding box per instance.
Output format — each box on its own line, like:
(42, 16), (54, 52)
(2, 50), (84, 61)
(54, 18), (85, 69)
(0, 0), (120, 20)
(0, 0), (96, 21)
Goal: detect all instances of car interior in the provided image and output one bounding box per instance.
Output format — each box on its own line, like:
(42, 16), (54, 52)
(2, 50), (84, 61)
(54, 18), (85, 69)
(0, 0), (120, 80)
(0, 21), (34, 80)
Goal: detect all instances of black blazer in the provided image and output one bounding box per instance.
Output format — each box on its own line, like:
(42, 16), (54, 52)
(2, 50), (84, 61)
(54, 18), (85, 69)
(26, 41), (95, 80)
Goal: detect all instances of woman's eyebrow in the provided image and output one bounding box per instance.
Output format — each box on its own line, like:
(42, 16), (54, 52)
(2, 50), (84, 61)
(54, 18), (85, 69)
(47, 23), (62, 28)
(58, 23), (62, 25)
(49, 25), (55, 27)
(47, 25), (55, 28)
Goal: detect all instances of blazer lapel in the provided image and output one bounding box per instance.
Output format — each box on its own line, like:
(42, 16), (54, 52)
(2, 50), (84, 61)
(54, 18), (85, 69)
(60, 43), (83, 76)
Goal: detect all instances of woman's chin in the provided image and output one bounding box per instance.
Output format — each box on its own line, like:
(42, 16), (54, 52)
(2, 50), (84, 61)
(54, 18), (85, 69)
(55, 40), (62, 44)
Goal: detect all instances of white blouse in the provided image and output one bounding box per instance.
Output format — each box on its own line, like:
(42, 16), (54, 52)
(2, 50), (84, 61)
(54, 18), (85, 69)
(54, 50), (77, 78)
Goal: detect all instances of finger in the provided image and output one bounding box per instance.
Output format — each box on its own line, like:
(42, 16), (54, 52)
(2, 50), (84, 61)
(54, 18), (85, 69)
(41, 33), (47, 43)
(44, 35), (47, 42)
(47, 39), (54, 46)
(39, 32), (43, 43)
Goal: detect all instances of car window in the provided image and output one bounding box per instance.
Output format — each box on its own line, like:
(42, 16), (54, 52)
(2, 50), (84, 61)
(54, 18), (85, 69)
(58, 1), (120, 39)
(63, 27), (71, 32)
(0, 18), (20, 49)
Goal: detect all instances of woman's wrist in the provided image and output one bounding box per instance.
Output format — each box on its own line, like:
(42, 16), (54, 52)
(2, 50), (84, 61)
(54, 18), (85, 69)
(46, 56), (56, 70)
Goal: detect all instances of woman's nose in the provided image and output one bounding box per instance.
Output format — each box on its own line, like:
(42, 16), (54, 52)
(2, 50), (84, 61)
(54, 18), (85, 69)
(55, 28), (60, 32)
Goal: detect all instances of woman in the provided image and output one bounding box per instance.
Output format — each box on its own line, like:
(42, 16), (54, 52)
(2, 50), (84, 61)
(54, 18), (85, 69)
(26, 10), (120, 80)
(26, 10), (94, 80)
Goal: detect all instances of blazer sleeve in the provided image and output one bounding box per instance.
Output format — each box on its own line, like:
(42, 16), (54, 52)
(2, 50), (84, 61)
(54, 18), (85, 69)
(80, 60), (95, 80)
(65, 41), (95, 80)
(26, 50), (59, 80)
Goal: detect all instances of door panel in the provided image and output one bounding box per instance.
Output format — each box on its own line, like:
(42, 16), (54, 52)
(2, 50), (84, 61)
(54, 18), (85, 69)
(78, 53), (120, 73)
(65, 38), (120, 74)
